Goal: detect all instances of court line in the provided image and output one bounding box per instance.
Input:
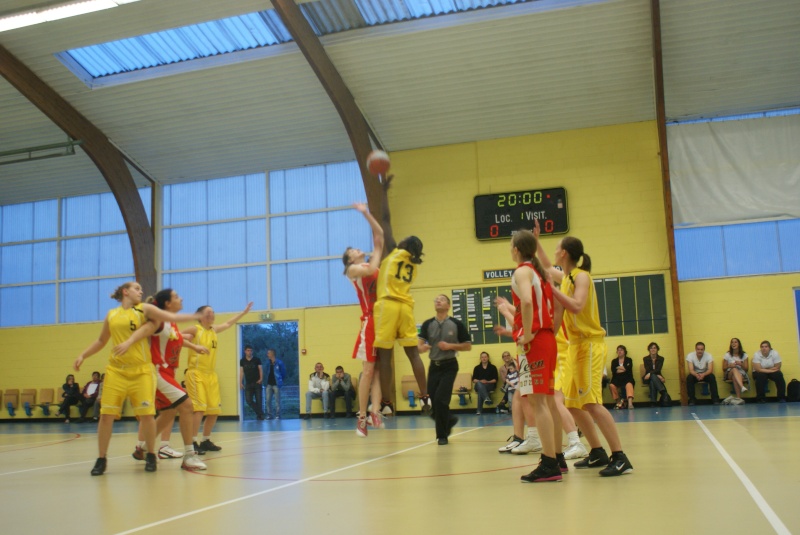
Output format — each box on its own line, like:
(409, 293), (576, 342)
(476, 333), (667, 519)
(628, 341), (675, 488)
(114, 426), (482, 535)
(0, 433), (82, 452)
(692, 414), (790, 535)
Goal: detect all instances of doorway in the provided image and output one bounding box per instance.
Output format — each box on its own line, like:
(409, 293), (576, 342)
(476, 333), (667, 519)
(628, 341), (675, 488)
(239, 321), (300, 420)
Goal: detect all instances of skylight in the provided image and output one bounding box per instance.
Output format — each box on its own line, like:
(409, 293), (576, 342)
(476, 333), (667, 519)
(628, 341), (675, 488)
(56, 0), (531, 87)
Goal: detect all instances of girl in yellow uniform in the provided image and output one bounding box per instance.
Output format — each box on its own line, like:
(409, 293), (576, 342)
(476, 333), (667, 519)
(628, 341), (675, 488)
(73, 282), (201, 476)
(372, 175), (430, 414)
(534, 220), (633, 477)
(183, 302), (252, 453)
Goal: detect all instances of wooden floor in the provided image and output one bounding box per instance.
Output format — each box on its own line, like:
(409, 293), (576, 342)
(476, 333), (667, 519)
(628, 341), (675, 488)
(1, 404), (798, 535)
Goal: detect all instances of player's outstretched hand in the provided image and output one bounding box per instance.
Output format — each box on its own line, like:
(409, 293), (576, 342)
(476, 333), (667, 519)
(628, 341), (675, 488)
(381, 174), (394, 191)
(73, 355), (84, 372)
(353, 203), (368, 214)
(533, 218), (541, 239)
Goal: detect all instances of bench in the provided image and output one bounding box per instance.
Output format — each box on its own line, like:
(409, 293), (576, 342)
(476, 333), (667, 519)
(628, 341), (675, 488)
(20, 389), (36, 417)
(400, 375), (419, 407)
(452, 373), (473, 406)
(39, 388), (55, 416)
(4, 389), (19, 416)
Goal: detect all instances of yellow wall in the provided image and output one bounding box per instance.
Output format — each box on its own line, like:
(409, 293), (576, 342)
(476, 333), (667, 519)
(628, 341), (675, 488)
(2, 120), (798, 419)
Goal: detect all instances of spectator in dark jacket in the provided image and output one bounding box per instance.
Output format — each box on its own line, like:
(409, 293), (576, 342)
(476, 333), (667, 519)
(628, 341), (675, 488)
(610, 345), (635, 409)
(58, 374), (81, 423)
(643, 342), (670, 406)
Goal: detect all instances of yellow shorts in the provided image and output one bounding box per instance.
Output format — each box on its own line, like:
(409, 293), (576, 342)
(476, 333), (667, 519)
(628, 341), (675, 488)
(553, 351), (568, 392)
(562, 338), (607, 410)
(373, 298), (418, 349)
(185, 369), (221, 415)
(100, 364), (157, 418)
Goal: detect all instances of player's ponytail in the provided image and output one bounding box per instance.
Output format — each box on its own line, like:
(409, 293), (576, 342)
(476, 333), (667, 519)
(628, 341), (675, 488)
(149, 288), (173, 310)
(561, 237), (591, 273)
(110, 282), (135, 301)
(512, 230), (548, 282)
(399, 236), (424, 264)
(342, 247), (353, 275)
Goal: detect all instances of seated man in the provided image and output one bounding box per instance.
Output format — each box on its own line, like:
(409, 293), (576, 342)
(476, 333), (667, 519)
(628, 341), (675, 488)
(472, 352), (498, 415)
(304, 363), (331, 419)
(753, 340), (787, 403)
(79, 371), (102, 422)
(686, 341), (720, 405)
(329, 366), (355, 418)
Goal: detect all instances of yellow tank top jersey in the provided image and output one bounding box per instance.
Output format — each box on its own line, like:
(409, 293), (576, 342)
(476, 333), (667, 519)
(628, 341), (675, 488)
(107, 306), (150, 368)
(560, 267), (605, 340)
(377, 248), (418, 306)
(188, 324), (218, 373)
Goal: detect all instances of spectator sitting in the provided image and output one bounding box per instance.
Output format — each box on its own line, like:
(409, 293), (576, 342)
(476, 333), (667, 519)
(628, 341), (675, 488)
(722, 337), (750, 405)
(496, 351), (514, 413)
(304, 363), (331, 419)
(79, 371), (102, 422)
(472, 352), (498, 414)
(643, 342), (670, 406)
(57, 374), (81, 423)
(686, 341), (721, 405)
(753, 340), (787, 403)
(91, 373), (105, 421)
(329, 366), (355, 418)
(499, 360), (519, 413)
(609, 345), (635, 410)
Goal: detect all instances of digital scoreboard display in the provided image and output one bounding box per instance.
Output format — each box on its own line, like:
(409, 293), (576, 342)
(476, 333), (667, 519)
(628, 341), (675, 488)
(474, 187), (568, 240)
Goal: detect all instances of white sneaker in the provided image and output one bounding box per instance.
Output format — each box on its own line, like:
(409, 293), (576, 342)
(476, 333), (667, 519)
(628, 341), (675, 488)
(741, 386), (748, 393)
(498, 436), (524, 453)
(563, 441), (589, 460)
(181, 452), (207, 471)
(158, 445), (184, 459)
(731, 397), (745, 405)
(722, 395), (734, 405)
(512, 436), (542, 454)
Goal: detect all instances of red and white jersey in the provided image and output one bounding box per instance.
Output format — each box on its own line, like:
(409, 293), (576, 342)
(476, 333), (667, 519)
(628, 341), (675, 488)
(351, 265), (379, 318)
(150, 321), (183, 369)
(511, 261), (554, 340)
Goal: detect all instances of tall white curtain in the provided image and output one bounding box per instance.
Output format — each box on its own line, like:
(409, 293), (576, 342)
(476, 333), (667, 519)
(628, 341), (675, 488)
(668, 114), (800, 226)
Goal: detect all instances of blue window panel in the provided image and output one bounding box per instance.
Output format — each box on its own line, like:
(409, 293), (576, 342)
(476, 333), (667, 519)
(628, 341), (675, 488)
(208, 268), (247, 313)
(269, 170), (286, 214)
(247, 265), (267, 311)
(99, 234), (135, 276)
(208, 175), (246, 221)
(245, 174), (267, 217)
(162, 185), (172, 226)
(286, 213), (327, 260)
(284, 166), (326, 212)
(270, 217), (287, 261)
(32, 242), (57, 282)
(2, 203), (33, 243)
(32, 284), (55, 325)
(1, 244), (32, 284)
(1, 286), (32, 327)
(163, 226), (208, 270)
(327, 209), (371, 256)
(62, 194), (101, 236)
(162, 271), (208, 314)
(287, 260), (329, 308)
(60, 280), (100, 323)
(166, 182), (208, 225)
(62, 237), (100, 279)
(100, 192), (126, 232)
(722, 222), (780, 277)
(325, 161), (365, 208)
(208, 221), (246, 267)
(34, 200), (58, 240)
(675, 227), (725, 280)
(246, 219), (267, 263)
(162, 228), (172, 271)
(328, 259), (357, 306)
(139, 187), (152, 223)
(271, 264), (288, 309)
(778, 219), (800, 272)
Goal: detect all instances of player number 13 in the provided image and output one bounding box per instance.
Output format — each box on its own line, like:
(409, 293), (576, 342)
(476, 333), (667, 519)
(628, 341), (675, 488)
(394, 261), (414, 283)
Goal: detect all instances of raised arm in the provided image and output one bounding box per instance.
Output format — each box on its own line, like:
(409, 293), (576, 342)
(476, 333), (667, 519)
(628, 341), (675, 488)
(74, 318), (112, 371)
(214, 302), (254, 334)
(380, 175), (397, 254)
(347, 203), (385, 279)
(141, 303), (202, 325)
(533, 218), (563, 283)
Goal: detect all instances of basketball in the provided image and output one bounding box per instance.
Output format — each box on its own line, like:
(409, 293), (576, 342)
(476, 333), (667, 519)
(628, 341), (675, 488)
(366, 150), (390, 176)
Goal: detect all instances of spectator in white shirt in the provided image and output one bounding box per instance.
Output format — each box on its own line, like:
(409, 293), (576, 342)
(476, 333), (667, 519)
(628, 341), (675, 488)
(686, 342), (720, 405)
(79, 371), (102, 423)
(752, 340), (787, 403)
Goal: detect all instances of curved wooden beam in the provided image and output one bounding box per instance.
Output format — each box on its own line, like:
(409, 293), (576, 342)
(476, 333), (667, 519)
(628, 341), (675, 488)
(0, 43), (156, 294)
(270, 0), (384, 219)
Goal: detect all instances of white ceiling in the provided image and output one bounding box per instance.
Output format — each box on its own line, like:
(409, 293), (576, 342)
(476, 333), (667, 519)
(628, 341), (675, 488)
(0, 0), (798, 205)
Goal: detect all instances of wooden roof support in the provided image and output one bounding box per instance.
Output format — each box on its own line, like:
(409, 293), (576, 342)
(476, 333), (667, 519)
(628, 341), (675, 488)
(270, 0), (384, 219)
(650, 0), (687, 405)
(0, 44), (156, 294)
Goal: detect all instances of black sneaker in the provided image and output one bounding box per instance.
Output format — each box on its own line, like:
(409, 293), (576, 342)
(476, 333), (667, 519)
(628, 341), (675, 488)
(200, 439), (222, 452)
(447, 415), (459, 436)
(144, 452), (157, 472)
(599, 452), (633, 477)
(556, 453), (568, 474)
(574, 447), (609, 469)
(520, 456), (562, 483)
(437, 437), (448, 445)
(90, 457), (107, 476)
(193, 441), (207, 455)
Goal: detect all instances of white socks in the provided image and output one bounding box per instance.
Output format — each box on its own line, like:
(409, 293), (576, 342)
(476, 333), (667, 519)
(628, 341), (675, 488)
(566, 430), (579, 445)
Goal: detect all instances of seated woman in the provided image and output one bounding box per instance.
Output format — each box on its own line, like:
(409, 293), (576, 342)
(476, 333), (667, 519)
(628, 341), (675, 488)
(642, 342), (670, 406)
(57, 374), (81, 423)
(609, 345), (635, 409)
(723, 337), (749, 405)
(471, 352), (498, 414)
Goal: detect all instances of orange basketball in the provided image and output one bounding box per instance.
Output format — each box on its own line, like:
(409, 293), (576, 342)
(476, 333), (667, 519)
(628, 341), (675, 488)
(366, 150), (390, 176)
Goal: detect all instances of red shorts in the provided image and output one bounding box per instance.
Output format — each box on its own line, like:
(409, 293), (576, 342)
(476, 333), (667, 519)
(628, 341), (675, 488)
(155, 366), (188, 411)
(516, 329), (557, 396)
(352, 314), (376, 363)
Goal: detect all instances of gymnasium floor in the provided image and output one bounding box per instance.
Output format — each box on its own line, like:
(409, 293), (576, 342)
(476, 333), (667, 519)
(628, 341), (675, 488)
(1, 404), (798, 535)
